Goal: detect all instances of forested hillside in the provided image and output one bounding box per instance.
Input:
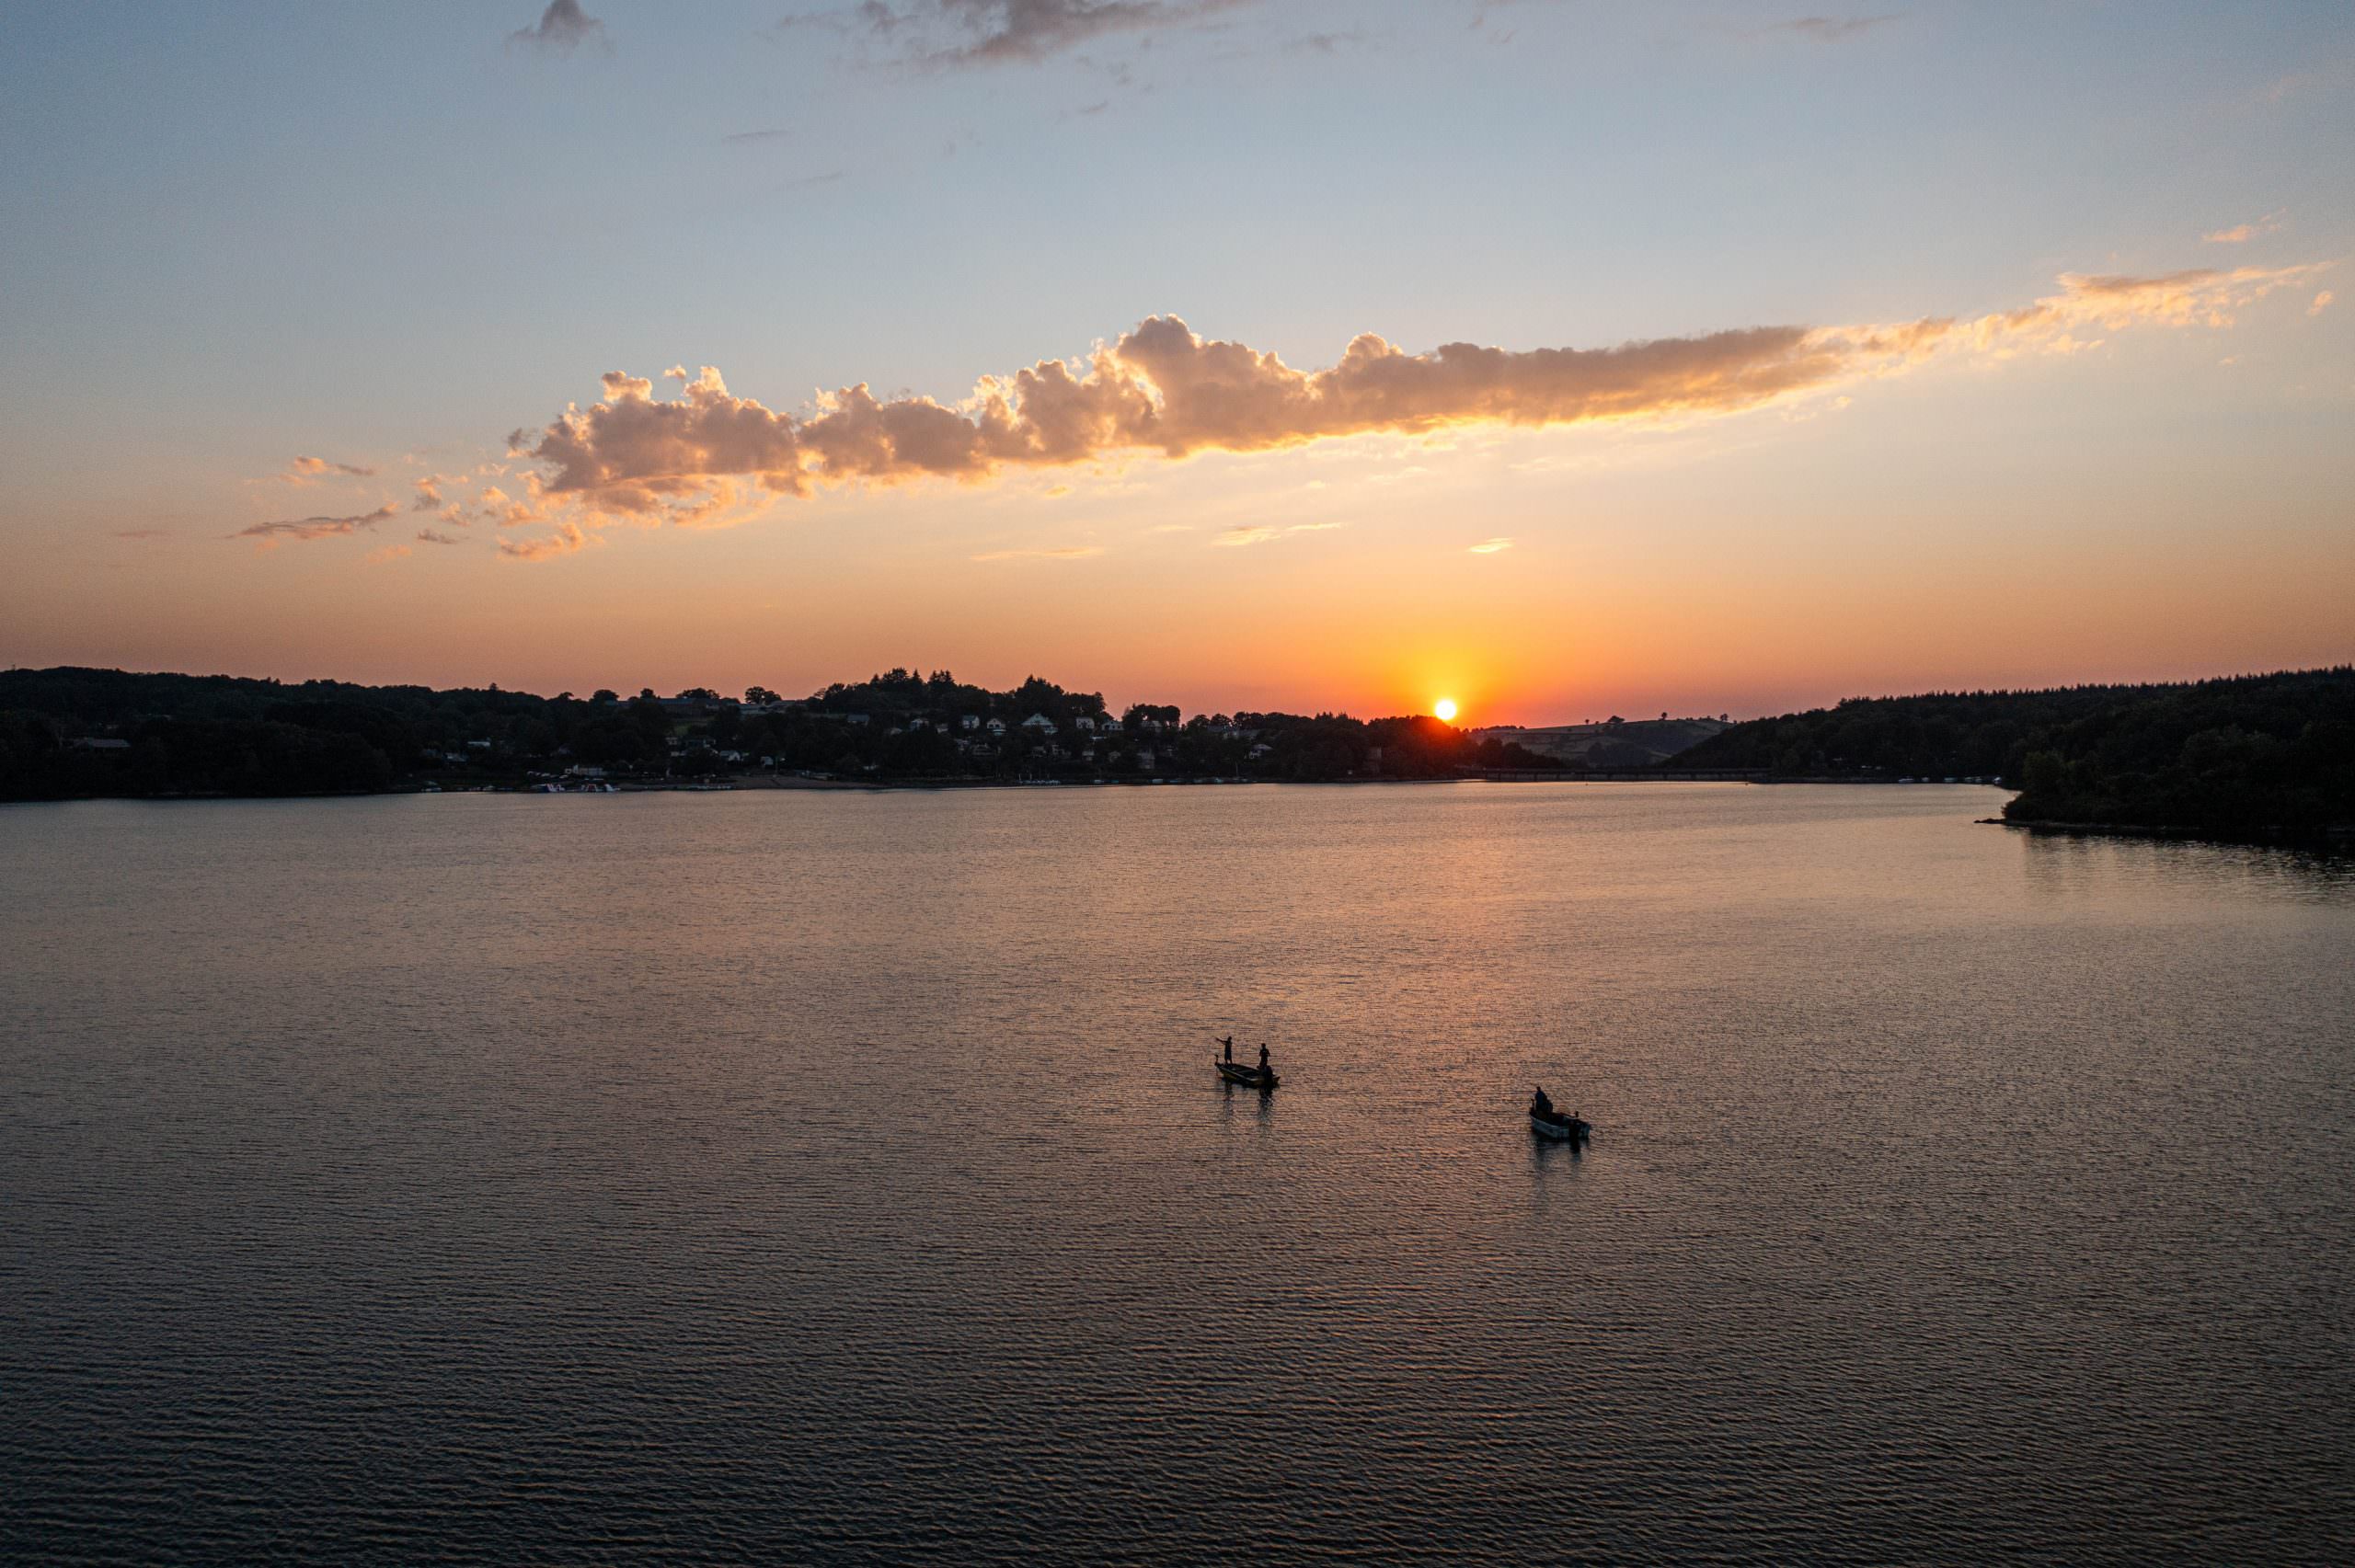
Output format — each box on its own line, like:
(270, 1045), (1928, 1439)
(0, 667), (1559, 800)
(1677, 669), (2355, 833)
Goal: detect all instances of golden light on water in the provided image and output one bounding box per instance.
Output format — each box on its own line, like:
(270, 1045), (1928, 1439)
(1434, 698), (1458, 722)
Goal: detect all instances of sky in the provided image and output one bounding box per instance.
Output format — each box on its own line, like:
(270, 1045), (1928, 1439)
(2, 1), (2349, 724)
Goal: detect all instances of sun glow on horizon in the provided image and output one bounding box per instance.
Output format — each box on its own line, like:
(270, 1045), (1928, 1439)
(1433, 697), (1458, 722)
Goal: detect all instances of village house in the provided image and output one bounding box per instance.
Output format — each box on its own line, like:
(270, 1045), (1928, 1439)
(959, 714), (982, 731)
(1021, 713), (1056, 735)
(1073, 715), (1097, 732)
(985, 716), (1006, 736)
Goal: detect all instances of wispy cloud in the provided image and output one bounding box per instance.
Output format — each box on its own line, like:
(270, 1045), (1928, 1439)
(493, 261), (2327, 548)
(2313, 291), (2337, 317)
(1762, 14), (1904, 43)
(795, 0), (1256, 69)
(365, 544), (413, 567)
(509, 1), (607, 55)
(1211, 521), (1339, 547)
(112, 528), (170, 541)
(2204, 209), (2287, 245)
(498, 521), (589, 561)
(725, 128), (793, 144)
(416, 527), (466, 545)
(234, 503), (398, 544)
(1468, 536), (1515, 554)
(277, 455), (375, 484)
(971, 544), (1104, 560)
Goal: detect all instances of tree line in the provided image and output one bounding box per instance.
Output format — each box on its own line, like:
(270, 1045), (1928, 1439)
(1675, 668), (2355, 832)
(0, 666), (1563, 800)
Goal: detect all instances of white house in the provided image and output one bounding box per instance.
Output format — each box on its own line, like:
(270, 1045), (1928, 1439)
(985, 716), (1006, 736)
(959, 714), (982, 731)
(1073, 714), (1097, 732)
(1100, 716), (1122, 733)
(1021, 713), (1057, 735)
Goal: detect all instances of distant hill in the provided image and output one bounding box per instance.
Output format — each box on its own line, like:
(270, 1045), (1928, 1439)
(0, 665), (1565, 800)
(1674, 669), (2355, 836)
(1472, 716), (1729, 770)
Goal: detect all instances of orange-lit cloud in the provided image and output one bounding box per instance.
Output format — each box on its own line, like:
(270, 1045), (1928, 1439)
(497, 521), (587, 561)
(276, 455), (375, 485)
(235, 503), (398, 544)
(492, 262), (2326, 554)
(2312, 291), (2336, 317)
(2203, 209), (2286, 245)
(1468, 536), (1514, 554)
(971, 544), (1103, 561)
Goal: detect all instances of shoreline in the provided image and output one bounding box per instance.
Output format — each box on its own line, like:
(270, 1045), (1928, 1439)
(1992, 816), (2353, 852)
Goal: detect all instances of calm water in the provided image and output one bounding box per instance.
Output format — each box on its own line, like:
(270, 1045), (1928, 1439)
(3, 784), (2350, 1563)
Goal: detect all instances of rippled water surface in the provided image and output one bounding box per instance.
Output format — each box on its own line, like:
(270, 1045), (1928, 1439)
(4, 784), (2351, 1563)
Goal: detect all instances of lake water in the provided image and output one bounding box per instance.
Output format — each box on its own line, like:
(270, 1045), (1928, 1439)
(3, 784), (2350, 1563)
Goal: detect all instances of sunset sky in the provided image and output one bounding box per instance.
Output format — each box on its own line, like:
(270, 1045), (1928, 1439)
(4, 1), (2349, 723)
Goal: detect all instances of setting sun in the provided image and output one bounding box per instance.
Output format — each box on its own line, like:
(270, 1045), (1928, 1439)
(1433, 698), (1458, 723)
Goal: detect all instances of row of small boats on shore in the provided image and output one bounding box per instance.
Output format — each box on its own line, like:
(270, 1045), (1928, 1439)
(1213, 1046), (1592, 1146)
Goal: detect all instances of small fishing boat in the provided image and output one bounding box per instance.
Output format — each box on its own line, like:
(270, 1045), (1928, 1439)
(1216, 1058), (1280, 1090)
(1530, 1108), (1590, 1143)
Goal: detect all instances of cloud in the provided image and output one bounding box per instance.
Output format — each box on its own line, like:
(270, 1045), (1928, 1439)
(2313, 291), (2337, 317)
(971, 544), (1104, 560)
(1212, 525), (1281, 546)
(365, 544), (413, 567)
(725, 128), (793, 144)
(278, 455), (375, 484)
(112, 528), (169, 540)
(509, 0), (607, 55)
(411, 475), (452, 510)
(1763, 14), (1903, 42)
(416, 527), (466, 545)
(822, 0), (1255, 68)
(234, 503), (399, 544)
(2204, 209), (2286, 245)
(499, 521), (589, 561)
(502, 262), (2327, 539)
(1468, 537), (1515, 554)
